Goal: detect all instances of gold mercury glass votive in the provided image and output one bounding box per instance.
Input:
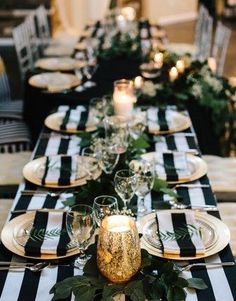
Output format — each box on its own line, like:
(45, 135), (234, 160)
(97, 215), (141, 283)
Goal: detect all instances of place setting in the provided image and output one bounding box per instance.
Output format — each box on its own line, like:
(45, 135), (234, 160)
(137, 209), (231, 261)
(28, 72), (81, 93)
(44, 105), (99, 133)
(22, 153), (101, 188)
(34, 57), (82, 71)
(147, 106), (192, 135)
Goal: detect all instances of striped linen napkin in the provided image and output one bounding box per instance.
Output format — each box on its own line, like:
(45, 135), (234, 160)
(156, 211), (205, 257)
(44, 135), (81, 156)
(24, 211), (71, 256)
(59, 106), (88, 131)
(41, 155), (79, 186)
(155, 134), (197, 153)
(147, 107), (178, 133)
(154, 152), (191, 181)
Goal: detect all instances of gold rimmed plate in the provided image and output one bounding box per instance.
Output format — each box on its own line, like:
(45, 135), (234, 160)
(22, 155), (102, 188)
(35, 57), (80, 71)
(28, 72), (81, 93)
(44, 111), (98, 133)
(148, 111), (191, 134)
(1, 212), (79, 260)
(137, 210), (230, 260)
(141, 152), (208, 184)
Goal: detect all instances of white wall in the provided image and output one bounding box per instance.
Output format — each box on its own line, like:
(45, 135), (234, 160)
(143, 0), (198, 25)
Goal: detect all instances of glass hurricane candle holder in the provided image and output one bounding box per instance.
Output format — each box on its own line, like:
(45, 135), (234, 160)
(97, 215), (141, 283)
(113, 79), (136, 117)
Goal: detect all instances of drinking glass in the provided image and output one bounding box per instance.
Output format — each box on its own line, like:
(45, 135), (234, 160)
(103, 116), (129, 154)
(93, 195), (118, 226)
(81, 147), (99, 179)
(114, 169), (137, 210)
(89, 97), (109, 122)
(93, 138), (120, 174)
(129, 160), (155, 214)
(129, 111), (147, 139)
(66, 204), (95, 269)
(83, 59), (98, 88)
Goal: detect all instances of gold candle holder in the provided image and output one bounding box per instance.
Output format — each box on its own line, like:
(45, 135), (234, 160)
(97, 215), (141, 283)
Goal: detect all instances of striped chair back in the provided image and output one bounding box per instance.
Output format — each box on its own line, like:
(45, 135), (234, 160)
(195, 8), (213, 61)
(0, 56), (11, 103)
(25, 13), (40, 63)
(0, 121), (31, 153)
(35, 5), (51, 49)
(12, 21), (33, 81)
(212, 22), (231, 76)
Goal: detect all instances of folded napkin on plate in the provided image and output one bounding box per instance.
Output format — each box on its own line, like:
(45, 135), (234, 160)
(44, 135), (81, 156)
(154, 152), (191, 181)
(60, 107), (88, 131)
(24, 211), (71, 256)
(147, 107), (177, 132)
(41, 155), (78, 186)
(155, 134), (197, 153)
(156, 211), (205, 257)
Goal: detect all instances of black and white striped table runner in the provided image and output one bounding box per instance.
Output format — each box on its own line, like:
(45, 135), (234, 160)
(0, 110), (236, 301)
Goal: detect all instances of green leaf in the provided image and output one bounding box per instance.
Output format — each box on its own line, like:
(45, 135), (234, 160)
(62, 196), (76, 207)
(124, 280), (146, 301)
(160, 188), (179, 198)
(153, 178), (168, 191)
(175, 277), (189, 288)
(131, 136), (150, 149)
(187, 278), (208, 290)
(102, 283), (125, 301)
(73, 286), (97, 301)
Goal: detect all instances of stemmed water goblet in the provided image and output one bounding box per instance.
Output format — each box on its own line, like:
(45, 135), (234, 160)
(93, 195), (118, 227)
(129, 160), (155, 215)
(66, 204), (96, 269)
(93, 138), (120, 175)
(114, 169), (138, 210)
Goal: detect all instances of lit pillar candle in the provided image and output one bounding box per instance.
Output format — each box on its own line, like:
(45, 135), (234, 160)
(113, 92), (134, 117)
(154, 52), (164, 68)
(134, 76), (144, 89)
(176, 59), (185, 73)
(169, 67), (178, 82)
(208, 57), (217, 73)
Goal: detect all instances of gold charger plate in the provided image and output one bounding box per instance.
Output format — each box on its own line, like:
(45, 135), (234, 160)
(44, 111), (97, 133)
(137, 210), (230, 260)
(141, 152), (208, 184)
(35, 57), (80, 71)
(28, 72), (80, 92)
(148, 111), (191, 134)
(1, 212), (79, 260)
(23, 155), (102, 188)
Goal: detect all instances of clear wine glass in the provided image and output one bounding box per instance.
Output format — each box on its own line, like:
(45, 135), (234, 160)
(129, 111), (147, 139)
(114, 169), (138, 210)
(66, 204), (95, 269)
(129, 160), (155, 215)
(93, 195), (118, 227)
(93, 138), (120, 174)
(83, 60), (98, 88)
(81, 147), (99, 179)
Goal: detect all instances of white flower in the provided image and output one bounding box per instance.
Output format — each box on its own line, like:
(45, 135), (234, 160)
(141, 81), (157, 97)
(191, 83), (202, 99)
(204, 74), (223, 93)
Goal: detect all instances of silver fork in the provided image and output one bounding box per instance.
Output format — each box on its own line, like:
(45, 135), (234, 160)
(175, 262), (235, 272)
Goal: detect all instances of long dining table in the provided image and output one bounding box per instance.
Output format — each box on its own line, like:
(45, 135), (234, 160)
(1, 18), (236, 301)
(0, 105), (236, 300)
